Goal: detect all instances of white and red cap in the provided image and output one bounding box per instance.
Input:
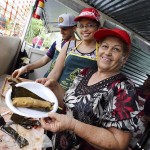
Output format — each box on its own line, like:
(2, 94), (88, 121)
(57, 13), (77, 27)
(74, 8), (100, 22)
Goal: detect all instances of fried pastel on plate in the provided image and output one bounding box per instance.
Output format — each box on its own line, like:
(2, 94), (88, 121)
(12, 97), (54, 112)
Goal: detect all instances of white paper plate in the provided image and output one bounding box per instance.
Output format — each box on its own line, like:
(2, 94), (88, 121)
(5, 81), (58, 118)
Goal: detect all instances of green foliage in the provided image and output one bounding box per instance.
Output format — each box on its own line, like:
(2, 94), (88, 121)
(25, 18), (44, 43)
(25, 17), (60, 49)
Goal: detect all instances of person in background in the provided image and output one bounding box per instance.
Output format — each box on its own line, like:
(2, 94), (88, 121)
(32, 36), (37, 48)
(12, 13), (77, 78)
(37, 37), (44, 49)
(37, 8), (101, 90)
(40, 28), (141, 150)
(32, 36), (43, 48)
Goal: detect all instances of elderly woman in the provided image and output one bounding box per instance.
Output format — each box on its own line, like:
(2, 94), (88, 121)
(40, 28), (140, 150)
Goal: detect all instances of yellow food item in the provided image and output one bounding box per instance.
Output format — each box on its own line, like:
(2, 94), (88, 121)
(12, 97), (53, 111)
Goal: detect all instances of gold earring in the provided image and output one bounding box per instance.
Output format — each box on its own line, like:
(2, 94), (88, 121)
(96, 42), (100, 60)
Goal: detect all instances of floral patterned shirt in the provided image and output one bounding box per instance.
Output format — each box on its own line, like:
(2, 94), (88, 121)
(53, 68), (142, 150)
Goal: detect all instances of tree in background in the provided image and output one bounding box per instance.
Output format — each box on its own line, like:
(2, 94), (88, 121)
(25, 17), (61, 49)
(25, 18), (43, 44)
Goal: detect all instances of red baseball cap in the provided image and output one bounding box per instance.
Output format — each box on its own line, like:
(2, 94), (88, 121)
(94, 28), (131, 47)
(74, 8), (100, 22)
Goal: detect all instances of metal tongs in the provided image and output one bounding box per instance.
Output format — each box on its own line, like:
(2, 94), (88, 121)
(0, 115), (29, 148)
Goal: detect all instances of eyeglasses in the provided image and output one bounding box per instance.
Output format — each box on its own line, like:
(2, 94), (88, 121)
(77, 23), (97, 29)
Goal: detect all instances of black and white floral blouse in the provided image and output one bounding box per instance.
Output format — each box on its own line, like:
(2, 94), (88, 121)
(53, 68), (142, 150)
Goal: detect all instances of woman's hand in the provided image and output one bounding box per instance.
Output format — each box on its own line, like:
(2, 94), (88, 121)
(45, 79), (65, 107)
(36, 78), (65, 107)
(40, 112), (76, 132)
(12, 66), (27, 78)
(44, 79), (61, 91)
(36, 78), (49, 85)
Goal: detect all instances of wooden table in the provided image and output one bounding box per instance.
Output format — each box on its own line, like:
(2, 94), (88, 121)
(0, 75), (51, 150)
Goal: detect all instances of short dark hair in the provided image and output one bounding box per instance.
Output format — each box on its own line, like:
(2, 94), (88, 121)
(122, 40), (130, 56)
(93, 20), (101, 28)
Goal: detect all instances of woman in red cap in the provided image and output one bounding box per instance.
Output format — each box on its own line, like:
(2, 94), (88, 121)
(36, 8), (101, 91)
(40, 28), (142, 150)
